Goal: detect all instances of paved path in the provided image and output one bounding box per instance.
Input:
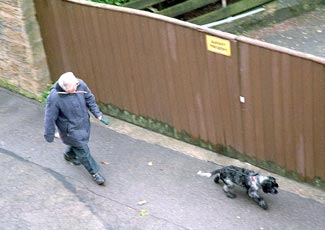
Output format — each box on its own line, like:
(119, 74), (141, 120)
(244, 6), (325, 58)
(1, 87), (325, 230)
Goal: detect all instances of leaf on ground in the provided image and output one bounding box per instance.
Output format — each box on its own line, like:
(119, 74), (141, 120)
(140, 209), (149, 216)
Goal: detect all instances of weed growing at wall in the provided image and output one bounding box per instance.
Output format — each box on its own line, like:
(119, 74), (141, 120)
(0, 79), (41, 102)
(41, 83), (52, 105)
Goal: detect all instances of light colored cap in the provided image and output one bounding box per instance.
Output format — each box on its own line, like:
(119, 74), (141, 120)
(58, 72), (78, 91)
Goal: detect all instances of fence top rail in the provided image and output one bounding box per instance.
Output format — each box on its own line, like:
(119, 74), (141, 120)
(237, 36), (325, 65)
(64, 0), (237, 41)
(65, 0), (325, 65)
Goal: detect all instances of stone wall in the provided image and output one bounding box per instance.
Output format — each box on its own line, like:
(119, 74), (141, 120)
(0, 0), (50, 99)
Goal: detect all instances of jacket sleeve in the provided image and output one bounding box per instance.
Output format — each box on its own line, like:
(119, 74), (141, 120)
(82, 81), (102, 118)
(44, 93), (59, 142)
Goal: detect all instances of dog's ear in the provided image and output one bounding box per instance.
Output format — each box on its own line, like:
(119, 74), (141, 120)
(269, 177), (279, 186)
(271, 177), (279, 188)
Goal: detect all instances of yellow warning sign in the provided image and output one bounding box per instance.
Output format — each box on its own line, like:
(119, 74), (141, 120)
(206, 35), (231, 57)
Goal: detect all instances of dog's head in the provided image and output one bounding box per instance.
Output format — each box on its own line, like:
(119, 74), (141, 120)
(260, 176), (279, 194)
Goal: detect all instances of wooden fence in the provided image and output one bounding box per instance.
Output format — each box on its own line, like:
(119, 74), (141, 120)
(34, 0), (325, 184)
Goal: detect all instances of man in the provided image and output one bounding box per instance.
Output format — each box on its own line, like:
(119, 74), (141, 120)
(44, 72), (106, 185)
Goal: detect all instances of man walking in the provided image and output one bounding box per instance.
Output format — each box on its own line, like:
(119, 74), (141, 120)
(44, 72), (106, 185)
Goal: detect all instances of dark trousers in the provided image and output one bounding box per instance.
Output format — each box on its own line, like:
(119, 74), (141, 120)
(65, 144), (99, 174)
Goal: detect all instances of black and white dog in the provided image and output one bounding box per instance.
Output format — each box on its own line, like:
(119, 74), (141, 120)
(198, 165), (279, 210)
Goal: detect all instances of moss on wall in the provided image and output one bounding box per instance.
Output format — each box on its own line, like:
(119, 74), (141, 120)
(0, 78), (42, 102)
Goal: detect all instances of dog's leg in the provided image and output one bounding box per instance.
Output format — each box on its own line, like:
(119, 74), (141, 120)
(248, 187), (268, 210)
(221, 179), (236, 198)
(214, 175), (220, 184)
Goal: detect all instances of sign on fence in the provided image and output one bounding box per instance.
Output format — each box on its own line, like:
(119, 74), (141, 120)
(206, 35), (231, 57)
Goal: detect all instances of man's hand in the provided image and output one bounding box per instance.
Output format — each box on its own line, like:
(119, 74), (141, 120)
(54, 132), (60, 138)
(98, 116), (109, 125)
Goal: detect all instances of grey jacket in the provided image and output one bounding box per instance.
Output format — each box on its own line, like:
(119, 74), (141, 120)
(44, 79), (102, 147)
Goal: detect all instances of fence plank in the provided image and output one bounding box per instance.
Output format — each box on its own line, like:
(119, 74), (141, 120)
(130, 15), (152, 117)
(227, 40), (243, 153)
(313, 64), (325, 180)
(193, 32), (215, 143)
(260, 48), (275, 161)
(34, 0), (66, 78)
(177, 27), (200, 137)
(239, 43), (256, 158)
(206, 46), (226, 146)
(281, 54), (295, 172)
(291, 56), (305, 177)
(271, 51), (285, 167)
(147, 17), (170, 121)
(159, 22), (182, 130)
(251, 45), (265, 160)
(87, 8), (113, 102)
(302, 60), (314, 180)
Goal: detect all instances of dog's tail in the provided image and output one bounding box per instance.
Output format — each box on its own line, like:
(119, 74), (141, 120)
(197, 169), (220, 178)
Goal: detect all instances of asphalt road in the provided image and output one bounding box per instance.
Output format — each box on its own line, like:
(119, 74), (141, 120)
(1, 87), (325, 230)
